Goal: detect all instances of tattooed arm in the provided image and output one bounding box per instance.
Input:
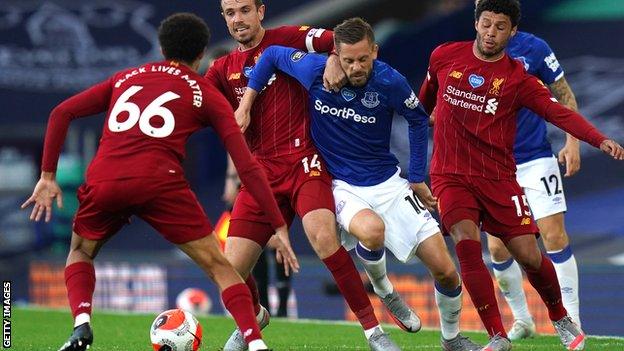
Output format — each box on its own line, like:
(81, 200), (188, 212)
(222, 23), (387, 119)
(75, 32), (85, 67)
(549, 77), (581, 176)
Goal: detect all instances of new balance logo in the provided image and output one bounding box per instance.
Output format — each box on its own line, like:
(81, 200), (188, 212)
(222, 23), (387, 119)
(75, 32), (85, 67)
(78, 302), (91, 308)
(520, 217), (532, 225)
(243, 328), (253, 338)
(485, 98), (498, 115)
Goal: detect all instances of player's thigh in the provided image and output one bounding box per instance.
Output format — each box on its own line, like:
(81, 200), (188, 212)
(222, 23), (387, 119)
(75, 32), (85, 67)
(381, 183), (441, 263)
(475, 177), (539, 242)
(229, 187), (296, 248)
(137, 183), (213, 245)
(291, 151), (335, 218)
(430, 174), (481, 238)
(73, 182), (131, 243)
(516, 156), (567, 221)
(331, 179), (373, 251)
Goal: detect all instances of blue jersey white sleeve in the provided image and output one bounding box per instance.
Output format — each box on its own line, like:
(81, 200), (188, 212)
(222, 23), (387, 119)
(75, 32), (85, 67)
(247, 45), (325, 92)
(507, 31), (565, 164)
(247, 47), (430, 187)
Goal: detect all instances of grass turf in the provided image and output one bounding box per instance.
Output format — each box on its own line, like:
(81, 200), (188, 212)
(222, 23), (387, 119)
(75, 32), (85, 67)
(10, 307), (624, 350)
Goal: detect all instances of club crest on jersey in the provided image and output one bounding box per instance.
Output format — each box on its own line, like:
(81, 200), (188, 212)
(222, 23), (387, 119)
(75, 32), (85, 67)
(489, 78), (505, 96)
(243, 66), (253, 78)
(361, 91), (380, 108)
(290, 51), (307, 62)
(468, 74), (485, 88)
(341, 88), (356, 102)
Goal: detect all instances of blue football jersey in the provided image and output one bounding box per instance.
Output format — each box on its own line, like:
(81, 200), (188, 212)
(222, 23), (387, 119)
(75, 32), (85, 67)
(248, 46), (429, 186)
(507, 31), (565, 164)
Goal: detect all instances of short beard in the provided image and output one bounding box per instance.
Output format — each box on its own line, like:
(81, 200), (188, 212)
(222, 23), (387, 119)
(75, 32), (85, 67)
(476, 34), (505, 59)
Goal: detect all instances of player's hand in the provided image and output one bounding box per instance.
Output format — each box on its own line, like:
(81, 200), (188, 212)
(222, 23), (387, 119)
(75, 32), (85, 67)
(234, 106), (251, 133)
(600, 139), (624, 160)
(323, 54), (347, 92)
(21, 172), (63, 222)
(272, 225), (300, 276)
(410, 182), (437, 212)
(558, 138), (581, 177)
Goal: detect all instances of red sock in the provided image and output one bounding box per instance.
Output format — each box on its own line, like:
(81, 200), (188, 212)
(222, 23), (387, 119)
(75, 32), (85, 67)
(322, 247), (378, 330)
(455, 240), (507, 338)
(222, 283), (262, 344)
(64, 262), (96, 319)
(524, 254), (567, 321)
(244, 275), (261, 315)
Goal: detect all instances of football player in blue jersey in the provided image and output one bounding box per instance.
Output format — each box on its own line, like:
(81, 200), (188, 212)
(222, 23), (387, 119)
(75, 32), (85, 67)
(475, 0), (583, 341)
(236, 17), (481, 351)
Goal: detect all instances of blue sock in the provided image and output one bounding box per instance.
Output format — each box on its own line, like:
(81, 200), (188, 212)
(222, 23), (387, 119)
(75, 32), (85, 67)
(355, 242), (384, 261)
(491, 257), (515, 271)
(547, 245), (573, 264)
(434, 280), (461, 298)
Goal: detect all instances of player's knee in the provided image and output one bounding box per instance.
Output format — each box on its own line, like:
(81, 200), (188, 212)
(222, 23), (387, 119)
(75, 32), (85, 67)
(516, 251), (542, 271)
(69, 239), (98, 260)
(307, 229), (340, 258)
(432, 266), (459, 289)
(351, 214), (385, 250)
(489, 242), (512, 262)
(359, 230), (384, 251)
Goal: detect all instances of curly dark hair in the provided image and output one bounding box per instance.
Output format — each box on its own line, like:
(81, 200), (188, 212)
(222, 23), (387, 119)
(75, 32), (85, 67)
(475, 0), (521, 28)
(158, 13), (210, 64)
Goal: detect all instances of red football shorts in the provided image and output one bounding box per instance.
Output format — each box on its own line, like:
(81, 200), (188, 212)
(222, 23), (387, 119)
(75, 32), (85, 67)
(73, 177), (213, 244)
(229, 149), (335, 247)
(431, 173), (538, 241)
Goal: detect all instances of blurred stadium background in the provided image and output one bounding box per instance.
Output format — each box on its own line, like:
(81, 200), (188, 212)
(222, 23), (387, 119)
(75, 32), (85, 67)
(1, 0), (623, 339)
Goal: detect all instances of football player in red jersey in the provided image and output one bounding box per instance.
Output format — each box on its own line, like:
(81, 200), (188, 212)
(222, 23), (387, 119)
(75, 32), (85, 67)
(419, 0), (624, 350)
(207, 1), (400, 350)
(21, 13), (293, 351)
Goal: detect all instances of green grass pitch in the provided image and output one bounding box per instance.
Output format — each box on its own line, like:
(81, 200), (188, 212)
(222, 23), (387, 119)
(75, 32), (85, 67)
(10, 307), (624, 350)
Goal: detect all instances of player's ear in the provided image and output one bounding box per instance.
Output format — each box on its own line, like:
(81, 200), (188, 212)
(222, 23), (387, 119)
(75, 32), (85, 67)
(510, 26), (518, 37)
(371, 43), (379, 60)
(257, 4), (265, 21)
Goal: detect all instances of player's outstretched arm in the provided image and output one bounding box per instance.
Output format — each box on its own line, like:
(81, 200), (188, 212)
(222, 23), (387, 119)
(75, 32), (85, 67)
(21, 171), (63, 223)
(519, 75), (623, 161)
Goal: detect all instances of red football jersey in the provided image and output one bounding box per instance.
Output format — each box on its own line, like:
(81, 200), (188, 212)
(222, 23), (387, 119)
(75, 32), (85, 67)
(419, 41), (606, 180)
(206, 25), (334, 158)
(41, 60), (285, 228)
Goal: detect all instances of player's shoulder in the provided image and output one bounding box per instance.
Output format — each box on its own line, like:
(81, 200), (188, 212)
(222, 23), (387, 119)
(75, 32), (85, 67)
(265, 25), (308, 42)
(430, 41), (471, 63)
(433, 41), (471, 55)
(210, 49), (237, 70)
(512, 31), (552, 55)
(372, 60), (407, 87)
